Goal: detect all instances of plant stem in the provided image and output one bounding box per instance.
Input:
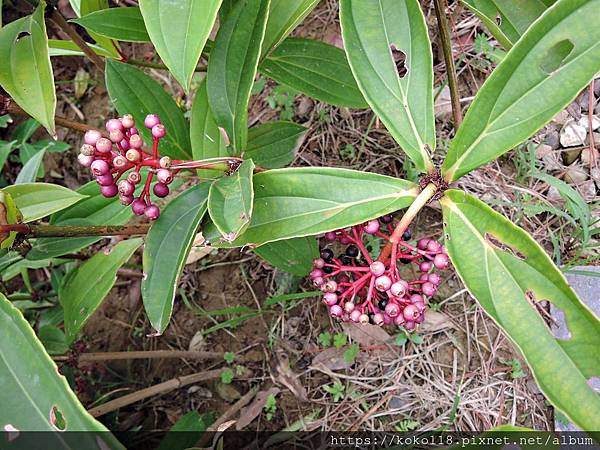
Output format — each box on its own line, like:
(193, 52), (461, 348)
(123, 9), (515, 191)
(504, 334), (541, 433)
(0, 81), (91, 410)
(53, 350), (226, 363)
(378, 183), (437, 261)
(588, 81), (597, 169)
(0, 224), (150, 238)
(434, 0), (462, 128)
(49, 8), (105, 72)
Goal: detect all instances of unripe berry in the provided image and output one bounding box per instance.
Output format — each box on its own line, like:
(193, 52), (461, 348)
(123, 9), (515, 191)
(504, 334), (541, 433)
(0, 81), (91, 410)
(403, 304), (419, 321)
(144, 114), (161, 129)
(113, 155), (127, 168)
(422, 282), (437, 297)
(131, 199), (146, 215)
(426, 240), (442, 253)
(126, 149), (141, 162)
(310, 269), (323, 279)
(156, 169), (173, 184)
(329, 305), (343, 317)
(129, 127), (139, 135)
(95, 138), (112, 153)
(109, 129), (124, 143)
(344, 302), (355, 313)
(359, 314), (369, 324)
(390, 280), (408, 297)
(129, 134), (143, 149)
(324, 231), (337, 241)
(323, 292), (338, 306)
(127, 171), (142, 184)
(159, 156), (172, 168)
(404, 321), (416, 331)
(106, 118), (123, 132)
(84, 129), (102, 146)
(121, 114), (135, 129)
(153, 182), (169, 198)
(312, 276), (324, 287)
(410, 294), (424, 304)
(91, 159), (110, 176)
(350, 310), (362, 322)
(373, 313), (385, 325)
(433, 253), (449, 270)
(96, 174), (114, 186)
(414, 301), (426, 312)
(313, 258), (325, 269)
(375, 275), (392, 292)
(419, 261), (433, 272)
(383, 314), (393, 325)
(80, 144), (95, 156)
(144, 204), (160, 220)
(385, 302), (400, 318)
(323, 280), (338, 293)
(417, 239), (430, 250)
(394, 314), (406, 326)
(118, 180), (135, 196)
(120, 194), (134, 206)
(100, 184), (118, 198)
(152, 124), (166, 138)
(419, 273), (430, 281)
(364, 219), (379, 234)
(120, 139), (130, 151)
(369, 261), (385, 276)
(428, 273), (442, 286)
(77, 154), (94, 167)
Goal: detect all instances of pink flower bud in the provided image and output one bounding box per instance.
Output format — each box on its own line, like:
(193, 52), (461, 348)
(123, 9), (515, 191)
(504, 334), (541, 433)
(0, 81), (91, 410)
(364, 219), (380, 234)
(84, 129), (102, 146)
(151, 124), (166, 138)
(106, 118), (124, 132)
(91, 159), (110, 176)
(95, 138), (112, 153)
(129, 134), (143, 149)
(144, 114), (160, 129)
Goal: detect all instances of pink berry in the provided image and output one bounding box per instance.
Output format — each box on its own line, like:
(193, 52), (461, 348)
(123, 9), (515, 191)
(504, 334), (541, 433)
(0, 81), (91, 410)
(121, 114), (135, 129)
(129, 134), (143, 149)
(95, 138), (112, 153)
(394, 314), (406, 326)
(373, 313), (384, 325)
(129, 127), (139, 135)
(404, 321), (416, 331)
(369, 261), (385, 276)
(120, 194), (134, 206)
(113, 155), (127, 169)
(126, 149), (141, 162)
(375, 275), (392, 292)
(151, 124), (166, 138)
(428, 273), (442, 285)
(385, 303), (400, 318)
(144, 114), (160, 129)
(109, 129), (124, 143)
(419, 261), (433, 273)
(422, 282), (437, 296)
(312, 276), (324, 287)
(417, 239), (430, 250)
(403, 304), (419, 321)
(100, 184), (118, 198)
(127, 171), (142, 184)
(157, 169), (173, 184)
(159, 156), (172, 168)
(323, 292), (338, 306)
(426, 240), (442, 253)
(410, 294), (424, 304)
(118, 180), (135, 196)
(350, 310), (362, 322)
(96, 174), (114, 186)
(91, 159), (110, 176)
(340, 236), (351, 245)
(344, 302), (355, 313)
(330, 305), (343, 317)
(80, 144), (95, 156)
(144, 204), (160, 220)
(433, 253), (449, 270)
(84, 129), (102, 146)
(390, 280), (408, 297)
(323, 280), (338, 293)
(310, 269), (323, 279)
(324, 231), (337, 241)
(119, 139), (130, 151)
(77, 154), (93, 167)
(153, 182), (169, 198)
(383, 314), (393, 325)
(364, 220), (379, 234)
(131, 199), (146, 215)
(313, 258), (325, 269)
(359, 314), (369, 324)
(106, 118), (123, 132)
(414, 301), (426, 312)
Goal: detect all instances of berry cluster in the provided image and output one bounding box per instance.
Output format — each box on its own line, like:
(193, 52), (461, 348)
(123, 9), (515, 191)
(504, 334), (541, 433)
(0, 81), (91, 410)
(309, 216), (450, 331)
(77, 114), (175, 220)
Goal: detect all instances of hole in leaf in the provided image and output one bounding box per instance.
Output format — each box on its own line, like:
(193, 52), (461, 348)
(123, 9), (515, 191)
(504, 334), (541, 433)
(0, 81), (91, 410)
(540, 39), (574, 75)
(49, 406), (66, 431)
(525, 290), (561, 332)
(588, 377), (600, 393)
(3, 424), (19, 442)
(390, 44), (408, 79)
(15, 31), (31, 42)
(549, 304), (571, 340)
(484, 233), (526, 260)
(495, 15), (502, 26)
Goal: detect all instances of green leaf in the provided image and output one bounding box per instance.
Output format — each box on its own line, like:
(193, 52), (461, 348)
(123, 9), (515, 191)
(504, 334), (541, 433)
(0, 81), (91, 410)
(190, 78), (230, 178)
(60, 238), (142, 343)
(139, 0), (221, 92)
(72, 7), (150, 42)
(12, 118), (39, 144)
(0, 2), (56, 135)
(106, 60), (192, 160)
(157, 411), (215, 450)
(0, 139), (17, 170)
(0, 190), (21, 249)
(208, 159), (255, 240)
(3, 183), (86, 222)
(441, 190), (600, 431)
(260, 38), (367, 108)
(254, 236), (318, 276)
(48, 39), (114, 58)
(15, 147), (45, 184)
(38, 324), (69, 355)
(340, 0), (435, 173)
(204, 167), (418, 246)
(442, 0), (600, 182)
(0, 293), (124, 446)
(261, 0), (320, 57)
(245, 121), (306, 168)
(142, 184), (210, 333)
(69, 0), (120, 58)
(208, 0), (270, 154)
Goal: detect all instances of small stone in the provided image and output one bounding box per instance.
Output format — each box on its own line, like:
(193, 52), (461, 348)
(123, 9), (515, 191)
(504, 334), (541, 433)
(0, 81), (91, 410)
(547, 186), (563, 203)
(564, 165), (588, 184)
(578, 180), (597, 203)
(543, 129), (560, 149)
(560, 119), (587, 147)
(581, 147), (599, 166)
(562, 148), (582, 166)
(552, 110), (571, 126)
(216, 383), (241, 402)
(535, 144), (561, 170)
(296, 97), (313, 116)
(591, 167), (600, 186)
(577, 115), (600, 130)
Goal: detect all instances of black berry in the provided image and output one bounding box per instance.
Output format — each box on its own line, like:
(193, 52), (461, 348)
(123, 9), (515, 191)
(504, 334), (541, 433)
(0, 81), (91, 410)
(378, 299), (388, 310)
(340, 255), (352, 265)
(381, 214), (393, 224)
(323, 266), (334, 274)
(320, 248), (334, 261)
(402, 229), (412, 241)
(345, 245), (359, 258)
(399, 257), (411, 264)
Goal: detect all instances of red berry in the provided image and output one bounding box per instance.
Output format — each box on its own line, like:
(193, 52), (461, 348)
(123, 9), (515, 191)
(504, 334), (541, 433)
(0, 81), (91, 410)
(323, 280), (338, 293)
(118, 180), (135, 196)
(129, 134), (143, 149)
(131, 199), (146, 215)
(422, 282), (436, 296)
(344, 302), (355, 313)
(350, 310), (362, 322)
(330, 305), (343, 317)
(159, 156), (172, 168)
(96, 174), (114, 186)
(152, 124), (166, 138)
(375, 275), (392, 292)
(417, 239), (430, 250)
(433, 253), (449, 269)
(126, 149), (141, 162)
(390, 280), (408, 297)
(364, 220), (379, 234)
(313, 258), (325, 269)
(144, 204), (160, 220)
(121, 114), (135, 129)
(77, 154), (93, 167)
(153, 182), (169, 198)
(309, 269), (323, 279)
(106, 118), (123, 132)
(370, 261), (385, 276)
(373, 313), (384, 325)
(403, 304), (419, 321)
(95, 138), (112, 153)
(91, 159), (110, 176)
(100, 184), (118, 198)
(157, 169), (173, 184)
(324, 231), (337, 241)
(127, 171), (142, 184)
(113, 155), (127, 169)
(428, 273), (442, 285)
(120, 194), (134, 206)
(426, 240), (442, 253)
(419, 261), (433, 273)
(80, 144), (95, 156)
(323, 292), (338, 306)
(385, 302), (400, 318)
(109, 129), (124, 143)
(144, 114), (160, 129)
(84, 129), (102, 146)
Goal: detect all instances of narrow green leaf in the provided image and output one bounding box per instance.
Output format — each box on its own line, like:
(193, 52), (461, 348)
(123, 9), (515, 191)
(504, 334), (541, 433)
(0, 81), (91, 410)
(245, 121), (306, 168)
(442, 0), (600, 182)
(0, 139), (17, 169)
(204, 167), (419, 246)
(72, 7), (150, 42)
(48, 39), (114, 58)
(340, 0), (435, 172)
(255, 236), (318, 275)
(0, 293), (124, 446)
(0, 2), (56, 135)
(261, 0), (320, 57)
(3, 183), (86, 222)
(208, 160), (254, 240)
(441, 190), (600, 431)
(69, 0), (120, 58)
(106, 60), (191, 160)
(142, 184), (210, 333)
(0, 190), (21, 249)
(139, 0), (221, 92)
(60, 238), (142, 343)
(38, 325), (69, 355)
(15, 147), (45, 184)
(208, 0), (270, 154)
(260, 38), (367, 108)
(157, 411), (214, 450)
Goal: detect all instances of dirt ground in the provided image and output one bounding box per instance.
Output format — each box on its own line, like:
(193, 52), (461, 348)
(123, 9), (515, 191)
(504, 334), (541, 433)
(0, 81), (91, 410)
(3, 0), (599, 447)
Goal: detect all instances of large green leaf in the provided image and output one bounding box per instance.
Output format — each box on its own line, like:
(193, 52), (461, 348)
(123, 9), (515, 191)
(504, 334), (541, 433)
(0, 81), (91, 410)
(71, 7), (150, 42)
(204, 167), (419, 246)
(60, 238), (142, 343)
(340, 0), (435, 173)
(48, 39), (114, 58)
(442, 0), (600, 182)
(245, 121), (305, 168)
(142, 184), (210, 333)
(3, 183), (86, 222)
(255, 236), (318, 276)
(139, 0), (221, 92)
(0, 293), (124, 447)
(106, 60), (191, 160)
(69, 0), (120, 58)
(14, 147), (45, 184)
(261, 0), (320, 57)
(441, 190), (600, 430)
(0, 2), (56, 135)
(260, 38), (367, 108)
(207, 0), (270, 154)
(208, 159), (254, 240)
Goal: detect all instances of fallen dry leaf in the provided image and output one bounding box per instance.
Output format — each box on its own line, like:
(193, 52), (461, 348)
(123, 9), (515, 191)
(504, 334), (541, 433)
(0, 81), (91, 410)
(419, 311), (455, 333)
(341, 322), (392, 347)
(271, 350), (308, 401)
(310, 346), (353, 371)
(235, 387), (280, 430)
(186, 233), (213, 265)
